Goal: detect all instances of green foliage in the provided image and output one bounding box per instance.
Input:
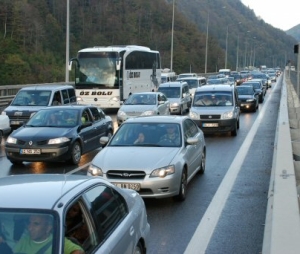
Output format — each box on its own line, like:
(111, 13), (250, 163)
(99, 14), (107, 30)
(0, 0), (297, 85)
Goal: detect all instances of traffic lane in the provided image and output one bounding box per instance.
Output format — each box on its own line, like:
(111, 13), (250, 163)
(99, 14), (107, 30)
(205, 78), (280, 253)
(143, 97), (270, 253)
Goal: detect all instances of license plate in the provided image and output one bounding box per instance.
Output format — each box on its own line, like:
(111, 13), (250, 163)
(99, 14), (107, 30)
(112, 182), (141, 191)
(20, 149), (41, 155)
(11, 121), (23, 125)
(203, 123), (218, 127)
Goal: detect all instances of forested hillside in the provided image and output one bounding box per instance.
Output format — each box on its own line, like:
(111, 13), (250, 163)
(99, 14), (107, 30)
(0, 0), (297, 86)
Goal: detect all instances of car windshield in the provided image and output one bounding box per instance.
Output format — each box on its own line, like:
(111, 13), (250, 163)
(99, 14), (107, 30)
(0, 210), (57, 253)
(245, 82), (260, 89)
(109, 122), (182, 147)
(237, 87), (253, 95)
(158, 87), (180, 98)
(179, 79), (198, 89)
(26, 109), (79, 127)
(193, 91), (233, 106)
(11, 90), (51, 106)
(124, 94), (156, 105)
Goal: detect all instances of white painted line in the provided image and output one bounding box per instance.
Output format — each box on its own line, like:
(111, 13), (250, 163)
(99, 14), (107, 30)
(184, 84), (276, 254)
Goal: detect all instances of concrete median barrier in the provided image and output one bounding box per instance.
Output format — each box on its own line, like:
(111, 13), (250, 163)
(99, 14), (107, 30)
(262, 72), (300, 253)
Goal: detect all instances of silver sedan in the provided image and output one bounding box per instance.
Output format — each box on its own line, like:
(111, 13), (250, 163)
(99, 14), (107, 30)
(88, 115), (206, 201)
(0, 174), (150, 254)
(117, 92), (170, 126)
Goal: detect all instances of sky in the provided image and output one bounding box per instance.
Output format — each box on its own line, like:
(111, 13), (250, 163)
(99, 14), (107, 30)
(241, 0), (299, 31)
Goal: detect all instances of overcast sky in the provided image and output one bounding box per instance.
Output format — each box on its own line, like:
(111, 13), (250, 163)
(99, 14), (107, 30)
(241, 0), (300, 31)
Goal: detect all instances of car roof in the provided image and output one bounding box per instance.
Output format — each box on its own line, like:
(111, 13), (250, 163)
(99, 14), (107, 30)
(131, 92), (162, 95)
(196, 84), (234, 92)
(177, 77), (206, 81)
(19, 84), (74, 90)
(125, 115), (188, 124)
(38, 105), (94, 111)
(159, 81), (188, 87)
(0, 174), (104, 209)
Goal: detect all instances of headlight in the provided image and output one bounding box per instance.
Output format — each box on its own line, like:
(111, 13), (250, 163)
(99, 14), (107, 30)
(1, 111), (6, 115)
(6, 136), (17, 144)
(48, 137), (70, 144)
(222, 111), (234, 119)
(117, 110), (126, 117)
(150, 165), (175, 178)
(189, 111), (200, 120)
(88, 164), (103, 176)
(109, 96), (119, 102)
(171, 103), (179, 107)
(141, 111), (155, 116)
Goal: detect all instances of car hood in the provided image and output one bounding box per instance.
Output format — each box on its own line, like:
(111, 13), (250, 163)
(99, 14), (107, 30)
(92, 147), (180, 173)
(120, 105), (157, 113)
(168, 98), (181, 103)
(11, 126), (73, 140)
(4, 105), (46, 114)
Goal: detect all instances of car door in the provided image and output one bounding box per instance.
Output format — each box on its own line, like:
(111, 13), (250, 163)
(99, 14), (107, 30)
(84, 185), (137, 254)
(79, 108), (99, 152)
(88, 107), (108, 148)
(157, 93), (169, 115)
(183, 119), (203, 177)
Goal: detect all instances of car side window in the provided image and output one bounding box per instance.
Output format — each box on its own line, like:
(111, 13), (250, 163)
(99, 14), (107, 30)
(68, 88), (77, 103)
(89, 107), (101, 121)
(84, 185), (128, 244)
(61, 89), (70, 104)
(65, 200), (94, 252)
(183, 119), (198, 139)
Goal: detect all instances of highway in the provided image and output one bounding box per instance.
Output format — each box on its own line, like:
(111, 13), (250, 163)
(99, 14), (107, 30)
(0, 73), (296, 253)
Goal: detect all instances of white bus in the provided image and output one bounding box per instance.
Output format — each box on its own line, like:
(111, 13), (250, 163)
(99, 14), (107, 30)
(69, 45), (161, 108)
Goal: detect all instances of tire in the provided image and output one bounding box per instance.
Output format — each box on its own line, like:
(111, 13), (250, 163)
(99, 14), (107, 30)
(0, 131), (3, 145)
(133, 241), (144, 254)
(68, 141), (81, 165)
(9, 159), (23, 165)
(231, 122), (237, 136)
(180, 106), (184, 115)
(174, 169), (187, 201)
(237, 118), (240, 129)
(198, 149), (206, 174)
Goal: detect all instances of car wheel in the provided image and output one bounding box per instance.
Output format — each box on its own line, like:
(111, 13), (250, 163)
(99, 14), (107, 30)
(174, 168), (187, 201)
(133, 241), (144, 254)
(180, 106), (184, 115)
(237, 118), (240, 129)
(68, 141), (81, 165)
(0, 131), (2, 145)
(198, 149), (206, 174)
(231, 122), (237, 136)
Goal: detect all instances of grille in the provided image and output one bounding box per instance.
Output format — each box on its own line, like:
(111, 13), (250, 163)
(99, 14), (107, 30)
(107, 170), (146, 180)
(200, 115), (220, 120)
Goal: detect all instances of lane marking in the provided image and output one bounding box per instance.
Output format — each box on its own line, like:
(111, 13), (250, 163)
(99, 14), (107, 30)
(184, 81), (279, 254)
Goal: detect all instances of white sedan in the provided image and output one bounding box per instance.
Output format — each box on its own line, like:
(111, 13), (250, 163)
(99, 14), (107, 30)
(0, 115), (11, 143)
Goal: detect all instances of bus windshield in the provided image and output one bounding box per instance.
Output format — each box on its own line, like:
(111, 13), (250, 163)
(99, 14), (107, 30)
(76, 52), (120, 88)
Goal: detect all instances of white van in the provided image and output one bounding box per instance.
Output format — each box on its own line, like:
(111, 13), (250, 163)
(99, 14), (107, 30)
(2, 84), (77, 129)
(176, 76), (207, 98)
(161, 71), (177, 83)
(219, 69), (231, 77)
(158, 81), (191, 115)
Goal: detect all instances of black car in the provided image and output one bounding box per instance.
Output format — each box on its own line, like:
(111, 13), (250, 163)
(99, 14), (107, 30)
(241, 81), (265, 103)
(5, 105), (114, 165)
(236, 85), (259, 112)
(250, 72), (270, 89)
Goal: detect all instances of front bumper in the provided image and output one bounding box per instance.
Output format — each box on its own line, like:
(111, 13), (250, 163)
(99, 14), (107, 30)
(5, 145), (70, 162)
(193, 118), (237, 134)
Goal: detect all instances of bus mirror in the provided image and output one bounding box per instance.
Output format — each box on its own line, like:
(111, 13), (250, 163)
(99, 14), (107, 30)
(116, 58), (121, 71)
(68, 60), (73, 71)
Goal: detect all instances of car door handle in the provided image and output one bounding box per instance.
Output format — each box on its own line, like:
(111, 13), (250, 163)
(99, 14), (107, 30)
(129, 226), (135, 236)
